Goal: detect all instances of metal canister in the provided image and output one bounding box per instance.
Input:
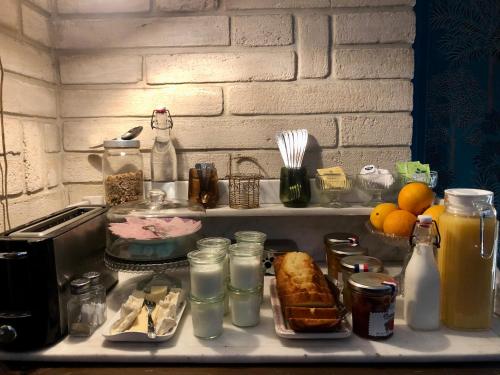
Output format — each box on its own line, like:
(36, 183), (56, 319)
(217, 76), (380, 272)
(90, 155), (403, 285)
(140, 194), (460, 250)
(348, 272), (397, 340)
(340, 255), (383, 310)
(324, 233), (365, 282)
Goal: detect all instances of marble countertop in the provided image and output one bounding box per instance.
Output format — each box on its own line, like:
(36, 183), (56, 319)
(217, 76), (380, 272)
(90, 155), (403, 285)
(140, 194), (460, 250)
(3, 270), (500, 364)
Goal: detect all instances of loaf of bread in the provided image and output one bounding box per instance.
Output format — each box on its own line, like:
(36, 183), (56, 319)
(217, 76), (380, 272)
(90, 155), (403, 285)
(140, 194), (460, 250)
(274, 252), (340, 332)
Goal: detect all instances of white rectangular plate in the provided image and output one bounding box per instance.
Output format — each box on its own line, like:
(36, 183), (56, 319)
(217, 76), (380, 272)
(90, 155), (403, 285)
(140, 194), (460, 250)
(270, 278), (352, 339)
(102, 300), (187, 343)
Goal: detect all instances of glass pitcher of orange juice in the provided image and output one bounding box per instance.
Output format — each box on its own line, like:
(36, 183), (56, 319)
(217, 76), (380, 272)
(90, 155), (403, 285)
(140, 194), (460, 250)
(438, 189), (498, 330)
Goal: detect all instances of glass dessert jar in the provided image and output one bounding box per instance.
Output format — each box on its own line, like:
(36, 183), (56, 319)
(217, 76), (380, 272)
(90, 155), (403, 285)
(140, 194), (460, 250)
(438, 188), (498, 330)
(228, 243), (264, 291)
(105, 189), (205, 264)
(349, 272), (397, 340)
(324, 232), (365, 283)
(103, 139), (143, 206)
(229, 285), (262, 327)
(189, 294), (224, 339)
(187, 249), (226, 300)
(340, 255), (383, 311)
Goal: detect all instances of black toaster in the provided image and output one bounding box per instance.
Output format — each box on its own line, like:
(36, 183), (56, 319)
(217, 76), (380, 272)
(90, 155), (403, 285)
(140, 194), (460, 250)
(0, 206), (118, 350)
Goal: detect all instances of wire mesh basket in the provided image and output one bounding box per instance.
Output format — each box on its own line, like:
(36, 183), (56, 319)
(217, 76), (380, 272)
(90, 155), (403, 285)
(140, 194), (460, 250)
(227, 156), (262, 209)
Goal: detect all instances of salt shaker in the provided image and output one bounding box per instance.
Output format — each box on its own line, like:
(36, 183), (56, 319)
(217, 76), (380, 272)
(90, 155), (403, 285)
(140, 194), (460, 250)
(67, 278), (97, 337)
(82, 271), (107, 326)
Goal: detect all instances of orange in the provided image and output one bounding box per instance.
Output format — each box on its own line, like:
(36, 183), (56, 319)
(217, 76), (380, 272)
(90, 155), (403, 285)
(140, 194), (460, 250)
(423, 204), (445, 224)
(398, 182), (434, 215)
(383, 210), (417, 237)
(370, 203), (398, 231)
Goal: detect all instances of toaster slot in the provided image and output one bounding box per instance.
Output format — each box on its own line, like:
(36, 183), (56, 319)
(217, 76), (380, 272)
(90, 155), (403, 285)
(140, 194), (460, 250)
(8, 207), (102, 238)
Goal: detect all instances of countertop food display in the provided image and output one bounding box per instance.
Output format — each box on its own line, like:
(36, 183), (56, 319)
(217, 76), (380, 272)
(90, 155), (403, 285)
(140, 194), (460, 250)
(3, 268), (500, 364)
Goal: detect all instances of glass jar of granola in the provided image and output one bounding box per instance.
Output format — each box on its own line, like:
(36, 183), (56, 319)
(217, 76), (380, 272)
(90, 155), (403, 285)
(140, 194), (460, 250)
(103, 139), (143, 206)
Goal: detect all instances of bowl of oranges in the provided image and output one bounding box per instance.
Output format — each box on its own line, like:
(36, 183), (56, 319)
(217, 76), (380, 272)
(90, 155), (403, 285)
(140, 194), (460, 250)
(366, 182), (445, 245)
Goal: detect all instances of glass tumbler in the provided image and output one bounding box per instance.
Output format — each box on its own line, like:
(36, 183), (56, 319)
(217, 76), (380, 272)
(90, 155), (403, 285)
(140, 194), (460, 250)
(279, 167), (311, 208)
(228, 243), (264, 291)
(187, 249), (226, 300)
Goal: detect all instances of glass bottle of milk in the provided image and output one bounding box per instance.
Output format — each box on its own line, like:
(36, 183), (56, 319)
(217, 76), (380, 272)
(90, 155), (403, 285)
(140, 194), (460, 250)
(404, 215), (440, 330)
(150, 108), (177, 182)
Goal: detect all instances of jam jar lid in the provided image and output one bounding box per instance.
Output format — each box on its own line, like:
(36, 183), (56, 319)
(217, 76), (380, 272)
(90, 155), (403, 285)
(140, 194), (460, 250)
(348, 272), (396, 296)
(107, 189), (205, 220)
(324, 232), (359, 247)
(70, 278), (91, 295)
(341, 255), (383, 272)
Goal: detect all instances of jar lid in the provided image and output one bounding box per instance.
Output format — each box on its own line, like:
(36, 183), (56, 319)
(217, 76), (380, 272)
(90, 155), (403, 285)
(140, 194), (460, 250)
(444, 188), (494, 214)
(197, 237), (231, 251)
(348, 272), (397, 296)
(82, 271), (101, 285)
(187, 249), (226, 265)
(324, 233), (359, 248)
(70, 278), (91, 295)
(341, 255), (383, 272)
(107, 189), (205, 220)
(234, 231), (267, 244)
(103, 139), (140, 148)
(228, 242), (263, 257)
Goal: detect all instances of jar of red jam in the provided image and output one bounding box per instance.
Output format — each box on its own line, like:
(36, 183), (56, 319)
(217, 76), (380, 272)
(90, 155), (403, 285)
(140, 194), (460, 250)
(348, 272), (397, 340)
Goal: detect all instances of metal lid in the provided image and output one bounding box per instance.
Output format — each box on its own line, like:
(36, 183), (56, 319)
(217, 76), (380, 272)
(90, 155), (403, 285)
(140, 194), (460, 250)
(348, 272), (397, 296)
(341, 255), (383, 272)
(82, 271), (101, 285)
(324, 232), (359, 248)
(103, 139), (140, 148)
(70, 278), (91, 295)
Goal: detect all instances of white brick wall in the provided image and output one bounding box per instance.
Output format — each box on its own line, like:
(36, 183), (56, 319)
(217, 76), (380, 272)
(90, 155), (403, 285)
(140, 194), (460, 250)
(334, 11), (415, 45)
(0, 0), (19, 30)
(22, 4), (51, 46)
(57, 0), (150, 13)
(0, 34), (55, 83)
(2, 2), (416, 214)
(333, 48), (414, 79)
(232, 15), (293, 47)
(145, 52), (295, 83)
(54, 16), (230, 49)
(0, 1), (66, 230)
(59, 55), (143, 84)
(156, 0), (217, 12)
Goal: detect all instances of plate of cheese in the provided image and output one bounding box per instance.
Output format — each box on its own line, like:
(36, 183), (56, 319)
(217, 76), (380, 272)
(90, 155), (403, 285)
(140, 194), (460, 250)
(103, 286), (186, 342)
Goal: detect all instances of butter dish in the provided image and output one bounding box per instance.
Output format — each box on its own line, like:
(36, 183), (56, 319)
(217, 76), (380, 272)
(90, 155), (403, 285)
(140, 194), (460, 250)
(102, 300), (186, 343)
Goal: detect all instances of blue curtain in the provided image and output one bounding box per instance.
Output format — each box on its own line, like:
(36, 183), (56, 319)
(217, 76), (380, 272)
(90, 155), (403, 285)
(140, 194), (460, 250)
(412, 0), (500, 213)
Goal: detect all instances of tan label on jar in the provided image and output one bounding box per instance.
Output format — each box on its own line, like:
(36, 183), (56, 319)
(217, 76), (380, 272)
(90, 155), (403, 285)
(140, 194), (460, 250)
(368, 301), (395, 337)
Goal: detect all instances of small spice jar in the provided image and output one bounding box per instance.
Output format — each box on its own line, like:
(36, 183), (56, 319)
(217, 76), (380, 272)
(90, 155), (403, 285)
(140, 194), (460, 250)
(234, 231), (267, 245)
(340, 255), (383, 311)
(82, 271), (107, 326)
(187, 249), (226, 300)
(229, 243), (264, 291)
(324, 233), (365, 283)
(67, 278), (98, 337)
(103, 139), (143, 206)
(348, 272), (397, 340)
(189, 294), (225, 339)
(229, 285), (262, 327)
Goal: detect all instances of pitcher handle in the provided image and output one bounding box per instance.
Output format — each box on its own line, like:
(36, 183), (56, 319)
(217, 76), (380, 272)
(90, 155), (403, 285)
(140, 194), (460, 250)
(474, 201), (495, 259)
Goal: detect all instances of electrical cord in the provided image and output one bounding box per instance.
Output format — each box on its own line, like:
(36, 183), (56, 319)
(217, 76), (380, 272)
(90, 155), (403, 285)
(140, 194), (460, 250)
(0, 57), (11, 230)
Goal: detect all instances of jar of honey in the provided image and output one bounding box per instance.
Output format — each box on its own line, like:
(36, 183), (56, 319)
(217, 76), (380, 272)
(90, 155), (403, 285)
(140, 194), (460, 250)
(438, 189), (498, 330)
(349, 272), (397, 339)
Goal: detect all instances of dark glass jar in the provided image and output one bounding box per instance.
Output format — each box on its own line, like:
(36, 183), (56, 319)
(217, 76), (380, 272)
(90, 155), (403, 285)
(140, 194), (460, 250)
(279, 167), (311, 208)
(323, 232), (364, 283)
(349, 272), (397, 340)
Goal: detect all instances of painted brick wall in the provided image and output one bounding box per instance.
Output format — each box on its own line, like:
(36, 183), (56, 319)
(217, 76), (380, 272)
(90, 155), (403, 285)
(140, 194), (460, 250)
(56, 0), (415, 203)
(0, 0), (66, 230)
(2, 0), (416, 214)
